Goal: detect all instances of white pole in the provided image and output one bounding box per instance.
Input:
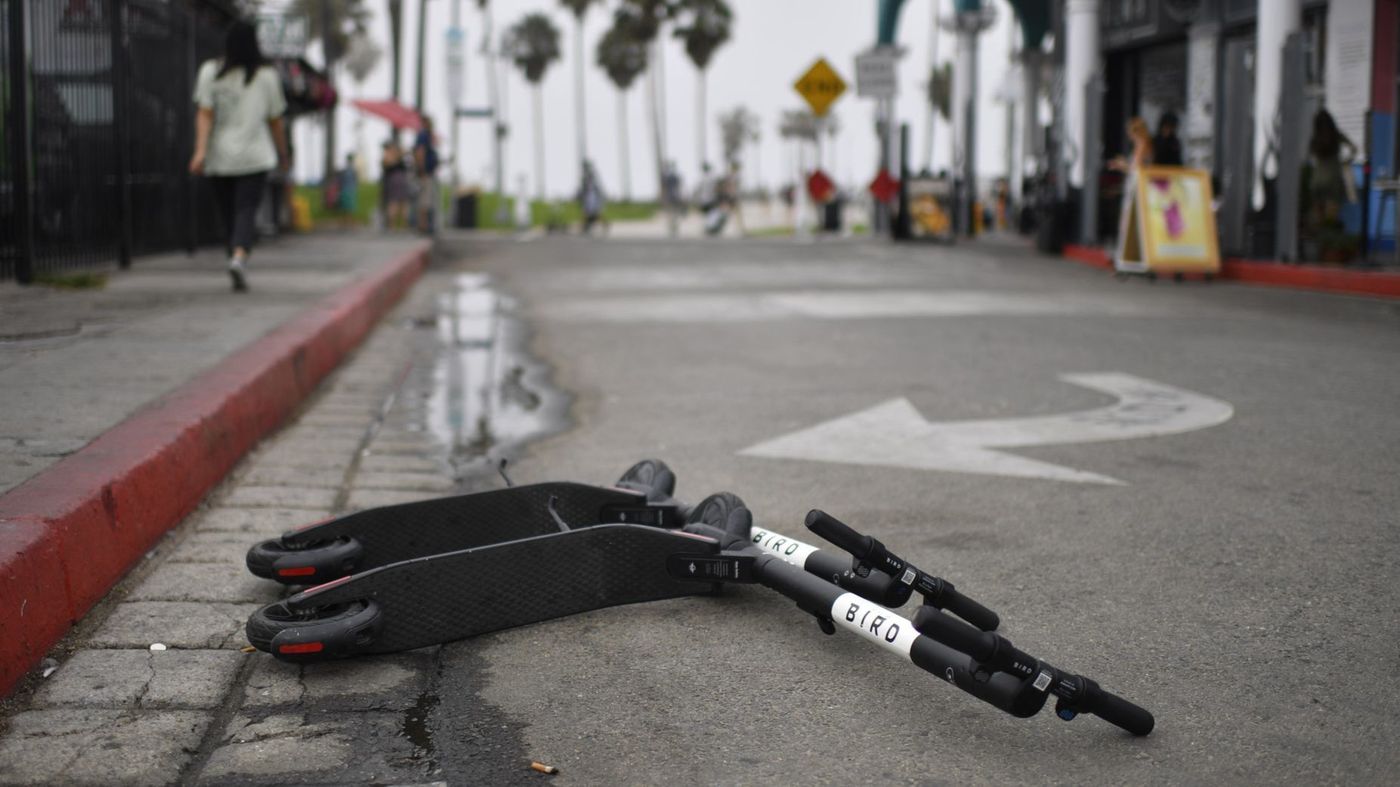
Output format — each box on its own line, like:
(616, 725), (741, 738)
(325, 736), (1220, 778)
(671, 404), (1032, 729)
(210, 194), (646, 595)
(1063, 0), (1099, 188)
(1252, 0), (1302, 209)
(795, 137), (810, 239)
(450, 0), (461, 191)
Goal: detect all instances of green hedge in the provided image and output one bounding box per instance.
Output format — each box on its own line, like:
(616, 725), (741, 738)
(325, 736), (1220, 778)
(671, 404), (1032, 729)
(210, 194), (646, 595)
(293, 183), (656, 230)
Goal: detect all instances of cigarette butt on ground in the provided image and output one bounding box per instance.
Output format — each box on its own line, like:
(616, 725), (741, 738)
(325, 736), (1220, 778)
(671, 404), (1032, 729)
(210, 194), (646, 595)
(530, 761), (559, 775)
(240, 645), (257, 653)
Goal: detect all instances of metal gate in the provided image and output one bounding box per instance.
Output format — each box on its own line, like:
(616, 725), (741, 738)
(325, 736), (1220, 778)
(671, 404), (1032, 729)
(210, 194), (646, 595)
(1, 0), (236, 283)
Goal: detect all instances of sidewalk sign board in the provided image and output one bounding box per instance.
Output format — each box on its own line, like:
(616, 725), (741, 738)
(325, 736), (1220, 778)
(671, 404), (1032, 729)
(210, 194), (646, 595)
(855, 48), (899, 98)
(1114, 166), (1221, 275)
(794, 58), (847, 117)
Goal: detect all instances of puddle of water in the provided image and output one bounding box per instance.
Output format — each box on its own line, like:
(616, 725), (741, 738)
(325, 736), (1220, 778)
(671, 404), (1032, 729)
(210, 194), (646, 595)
(401, 688), (440, 766)
(426, 273), (566, 470)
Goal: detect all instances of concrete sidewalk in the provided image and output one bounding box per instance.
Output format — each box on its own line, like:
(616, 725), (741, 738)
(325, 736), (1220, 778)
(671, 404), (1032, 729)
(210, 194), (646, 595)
(0, 233), (430, 696)
(0, 252), (492, 784)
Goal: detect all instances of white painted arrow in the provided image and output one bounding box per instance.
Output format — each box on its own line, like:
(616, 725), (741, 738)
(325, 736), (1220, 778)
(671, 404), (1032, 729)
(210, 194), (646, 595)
(738, 373), (1234, 484)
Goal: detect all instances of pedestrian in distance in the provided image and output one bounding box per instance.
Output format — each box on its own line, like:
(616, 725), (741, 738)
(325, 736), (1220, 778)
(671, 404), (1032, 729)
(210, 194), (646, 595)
(188, 21), (289, 293)
(722, 161), (746, 236)
(1109, 116), (1154, 175)
(1153, 112), (1183, 167)
(662, 160), (684, 238)
(695, 163), (727, 237)
(381, 138), (410, 231)
(413, 117), (440, 234)
(577, 160), (608, 235)
(1109, 117), (1154, 267)
(336, 153), (359, 214)
(1305, 108), (1358, 236)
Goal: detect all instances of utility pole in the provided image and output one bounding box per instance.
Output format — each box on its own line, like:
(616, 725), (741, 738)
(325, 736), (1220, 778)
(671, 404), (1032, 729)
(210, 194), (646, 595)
(415, 0), (429, 111)
(951, 2), (995, 236)
(321, 0), (337, 185)
(389, 0), (403, 101)
(448, 0), (462, 191)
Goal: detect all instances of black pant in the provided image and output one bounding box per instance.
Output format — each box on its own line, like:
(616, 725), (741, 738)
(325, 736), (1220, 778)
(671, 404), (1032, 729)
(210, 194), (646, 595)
(210, 171), (268, 256)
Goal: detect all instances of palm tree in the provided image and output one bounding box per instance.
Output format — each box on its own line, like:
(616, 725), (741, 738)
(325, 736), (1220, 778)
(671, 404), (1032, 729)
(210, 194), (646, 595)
(717, 105), (758, 185)
(927, 62), (953, 123)
(672, 0), (731, 172)
(620, 0), (679, 197)
(559, 0), (599, 180)
(597, 10), (648, 202)
(291, 0), (371, 185)
(504, 13), (562, 200)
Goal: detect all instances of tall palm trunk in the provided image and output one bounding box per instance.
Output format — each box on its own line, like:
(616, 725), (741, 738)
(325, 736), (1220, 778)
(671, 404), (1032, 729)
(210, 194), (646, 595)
(618, 88), (633, 201)
(647, 38), (667, 197)
(533, 84), (546, 200)
(695, 67), (706, 170)
(574, 19), (587, 176)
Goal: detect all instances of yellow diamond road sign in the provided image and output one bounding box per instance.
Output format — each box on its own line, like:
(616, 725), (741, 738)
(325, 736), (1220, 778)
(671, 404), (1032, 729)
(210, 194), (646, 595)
(794, 58), (846, 117)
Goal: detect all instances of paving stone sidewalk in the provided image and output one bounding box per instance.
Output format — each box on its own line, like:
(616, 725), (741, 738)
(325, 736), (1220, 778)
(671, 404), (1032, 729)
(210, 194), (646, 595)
(0, 233), (424, 497)
(0, 275), (470, 785)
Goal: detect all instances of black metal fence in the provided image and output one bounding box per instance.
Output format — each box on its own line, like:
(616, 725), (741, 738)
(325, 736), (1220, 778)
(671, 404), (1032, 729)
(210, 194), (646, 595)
(1, 0), (238, 283)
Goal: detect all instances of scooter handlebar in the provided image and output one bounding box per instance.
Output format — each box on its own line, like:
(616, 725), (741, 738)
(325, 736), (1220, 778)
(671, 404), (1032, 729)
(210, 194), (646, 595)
(804, 509), (879, 562)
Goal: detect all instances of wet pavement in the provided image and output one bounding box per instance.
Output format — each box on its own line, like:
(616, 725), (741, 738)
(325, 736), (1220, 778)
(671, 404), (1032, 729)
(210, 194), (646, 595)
(0, 256), (565, 785)
(3, 231), (1399, 784)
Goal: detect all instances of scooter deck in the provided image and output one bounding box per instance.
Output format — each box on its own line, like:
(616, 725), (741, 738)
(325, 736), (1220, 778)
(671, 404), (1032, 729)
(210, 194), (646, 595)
(284, 523), (721, 656)
(282, 482), (655, 572)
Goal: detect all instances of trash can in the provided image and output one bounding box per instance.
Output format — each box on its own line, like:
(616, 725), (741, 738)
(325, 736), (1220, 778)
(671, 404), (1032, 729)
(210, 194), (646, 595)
(454, 191), (479, 229)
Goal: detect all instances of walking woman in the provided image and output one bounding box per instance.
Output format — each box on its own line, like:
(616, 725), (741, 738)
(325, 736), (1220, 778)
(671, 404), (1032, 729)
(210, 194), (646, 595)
(189, 21), (289, 292)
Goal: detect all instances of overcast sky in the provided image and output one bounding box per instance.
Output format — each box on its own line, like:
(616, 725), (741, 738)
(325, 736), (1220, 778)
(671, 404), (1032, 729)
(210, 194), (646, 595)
(285, 0), (1017, 199)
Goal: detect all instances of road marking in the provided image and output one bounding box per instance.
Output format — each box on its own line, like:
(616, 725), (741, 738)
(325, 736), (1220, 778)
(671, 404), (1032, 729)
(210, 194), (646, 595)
(543, 290), (1155, 323)
(738, 373), (1234, 484)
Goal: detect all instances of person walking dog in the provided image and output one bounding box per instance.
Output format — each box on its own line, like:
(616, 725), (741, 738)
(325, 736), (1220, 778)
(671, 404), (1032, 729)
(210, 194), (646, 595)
(189, 21), (289, 292)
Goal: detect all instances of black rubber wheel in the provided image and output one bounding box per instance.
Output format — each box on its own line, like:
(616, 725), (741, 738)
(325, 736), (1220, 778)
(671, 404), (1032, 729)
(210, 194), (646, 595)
(616, 459), (677, 501)
(245, 599), (381, 656)
(245, 536), (363, 584)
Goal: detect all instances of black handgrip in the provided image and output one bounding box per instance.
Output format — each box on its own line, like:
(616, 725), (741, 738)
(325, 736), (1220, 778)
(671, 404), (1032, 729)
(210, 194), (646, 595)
(912, 606), (992, 660)
(805, 509), (877, 560)
(1082, 679), (1155, 736)
(940, 586), (1001, 632)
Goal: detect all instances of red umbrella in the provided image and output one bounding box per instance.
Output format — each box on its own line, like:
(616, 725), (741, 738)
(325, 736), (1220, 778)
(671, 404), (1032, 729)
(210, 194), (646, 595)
(351, 99), (422, 131)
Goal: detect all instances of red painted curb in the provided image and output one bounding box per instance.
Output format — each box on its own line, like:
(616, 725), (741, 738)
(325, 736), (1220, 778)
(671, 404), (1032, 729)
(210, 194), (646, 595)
(1060, 243), (1400, 298)
(1062, 244), (1114, 270)
(0, 242), (430, 697)
(1219, 258), (1400, 299)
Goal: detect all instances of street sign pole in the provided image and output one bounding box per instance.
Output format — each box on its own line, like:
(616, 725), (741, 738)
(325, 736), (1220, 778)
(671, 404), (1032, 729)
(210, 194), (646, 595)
(854, 46), (901, 235)
(793, 58), (847, 242)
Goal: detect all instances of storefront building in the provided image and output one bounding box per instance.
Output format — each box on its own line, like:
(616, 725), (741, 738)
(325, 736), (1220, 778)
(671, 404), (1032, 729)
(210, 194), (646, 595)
(1056, 0), (1397, 260)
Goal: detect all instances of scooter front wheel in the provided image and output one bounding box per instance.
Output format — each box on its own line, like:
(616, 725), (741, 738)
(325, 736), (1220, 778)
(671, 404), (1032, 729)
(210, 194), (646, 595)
(246, 598), (383, 661)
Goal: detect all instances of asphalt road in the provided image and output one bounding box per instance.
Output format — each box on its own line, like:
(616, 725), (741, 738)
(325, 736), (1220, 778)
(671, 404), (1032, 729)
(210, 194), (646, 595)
(420, 233), (1400, 785)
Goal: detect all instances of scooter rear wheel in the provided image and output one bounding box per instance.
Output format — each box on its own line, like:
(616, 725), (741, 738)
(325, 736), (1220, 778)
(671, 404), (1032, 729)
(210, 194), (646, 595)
(245, 536), (364, 584)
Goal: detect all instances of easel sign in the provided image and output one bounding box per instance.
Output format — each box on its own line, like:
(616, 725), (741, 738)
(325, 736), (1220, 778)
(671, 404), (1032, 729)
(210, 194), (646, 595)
(1114, 166), (1221, 275)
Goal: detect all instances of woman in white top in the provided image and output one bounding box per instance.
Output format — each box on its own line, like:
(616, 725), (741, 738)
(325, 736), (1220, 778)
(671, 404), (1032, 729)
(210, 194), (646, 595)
(189, 22), (288, 292)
